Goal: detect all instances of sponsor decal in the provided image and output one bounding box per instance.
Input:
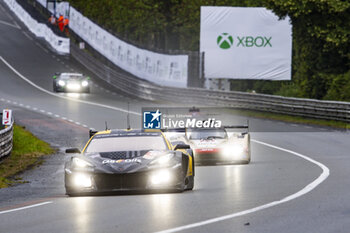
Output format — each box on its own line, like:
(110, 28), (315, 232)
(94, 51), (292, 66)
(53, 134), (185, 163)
(195, 148), (219, 153)
(237, 36), (272, 47)
(102, 158), (142, 164)
(217, 33), (234, 49)
(163, 117), (221, 128)
(217, 33), (272, 49)
(143, 109), (222, 129)
(143, 109), (162, 129)
(198, 139), (218, 145)
(2, 109), (12, 125)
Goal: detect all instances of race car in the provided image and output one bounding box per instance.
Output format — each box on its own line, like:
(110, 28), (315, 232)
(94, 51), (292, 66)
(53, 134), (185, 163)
(53, 72), (90, 93)
(165, 125), (250, 165)
(185, 126), (251, 165)
(64, 129), (194, 196)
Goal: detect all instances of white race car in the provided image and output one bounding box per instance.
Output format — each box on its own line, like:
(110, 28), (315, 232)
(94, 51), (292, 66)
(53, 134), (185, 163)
(53, 72), (90, 93)
(166, 126), (251, 165)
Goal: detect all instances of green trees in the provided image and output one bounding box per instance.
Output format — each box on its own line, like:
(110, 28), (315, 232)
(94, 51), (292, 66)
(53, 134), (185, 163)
(264, 0), (350, 100)
(68, 0), (262, 50)
(68, 0), (350, 101)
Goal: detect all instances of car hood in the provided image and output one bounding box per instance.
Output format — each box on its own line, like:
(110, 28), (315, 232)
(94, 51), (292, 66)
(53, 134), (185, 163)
(189, 139), (227, 149)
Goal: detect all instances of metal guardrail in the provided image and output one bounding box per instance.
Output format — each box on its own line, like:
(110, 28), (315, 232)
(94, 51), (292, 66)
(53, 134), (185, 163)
(0, 113), (14, 160)
(71, 44), (350, 123)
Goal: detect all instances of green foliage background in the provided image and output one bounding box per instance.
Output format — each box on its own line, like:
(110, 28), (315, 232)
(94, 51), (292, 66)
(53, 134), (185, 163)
(67, 0), (350, 101)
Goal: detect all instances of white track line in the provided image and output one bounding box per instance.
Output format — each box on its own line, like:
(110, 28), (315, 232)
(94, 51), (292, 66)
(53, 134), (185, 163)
(0, 19), (20, 29)
(0, 201), (52, 215)
(22, 31), (33, 41)
(0, 56), (140, 116)
(156, 139), (330, 233)
(0, 3), (17, 23)
(0, 98), (91, 129)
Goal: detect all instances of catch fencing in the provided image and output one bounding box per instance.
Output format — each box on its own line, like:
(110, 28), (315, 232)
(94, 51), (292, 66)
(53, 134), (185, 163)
(71, 44), (350, 123)
(4, 0), (70, 54)
(0, 114), (14, 160)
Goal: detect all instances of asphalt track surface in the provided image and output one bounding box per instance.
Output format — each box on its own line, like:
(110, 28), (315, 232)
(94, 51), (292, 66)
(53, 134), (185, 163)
(0, 2), (349, 233)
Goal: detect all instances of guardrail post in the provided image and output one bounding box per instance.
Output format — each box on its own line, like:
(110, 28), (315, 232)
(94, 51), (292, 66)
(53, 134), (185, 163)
(0, 112), (14, 160)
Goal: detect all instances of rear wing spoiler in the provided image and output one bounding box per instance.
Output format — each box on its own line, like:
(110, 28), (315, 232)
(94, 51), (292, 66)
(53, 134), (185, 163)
(223, 125), (249, 129)
(161, 128), (186, 133)
(223, 120), (249, 134)
(161, 123), (249, 133)
(189, 106), (200, 113)
(223, 119), (249, 129)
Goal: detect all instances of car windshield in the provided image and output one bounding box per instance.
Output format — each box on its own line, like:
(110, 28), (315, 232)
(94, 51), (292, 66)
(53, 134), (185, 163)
(60, 74), (83, 80)
(85, 136), (168, 153)
(187, 129), (227, 140)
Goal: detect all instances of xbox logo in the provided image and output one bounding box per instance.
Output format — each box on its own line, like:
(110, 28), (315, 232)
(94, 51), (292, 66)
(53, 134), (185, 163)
(217, 33), (233, 49)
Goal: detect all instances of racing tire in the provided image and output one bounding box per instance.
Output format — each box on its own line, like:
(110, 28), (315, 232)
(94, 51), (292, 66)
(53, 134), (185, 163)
(244, 154), (251, 164)
(66, 192), (81, 197)
(185, 175), (194, 190)
(65, 188), (76, 197)
(53, 84), (58, 92)
(65, 186), (84, 197)
(243, 157), (251, 164)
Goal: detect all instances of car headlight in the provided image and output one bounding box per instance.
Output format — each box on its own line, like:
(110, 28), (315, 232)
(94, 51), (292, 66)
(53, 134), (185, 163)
(150, 169), (172, 185)
(81, 80), (89, 87)
(222, 145), (244, 156)
(150, 153), (174, 165)
(73, 173), (92, 188)
(72, 157), (93, 168)
(58, 80), (65, 86)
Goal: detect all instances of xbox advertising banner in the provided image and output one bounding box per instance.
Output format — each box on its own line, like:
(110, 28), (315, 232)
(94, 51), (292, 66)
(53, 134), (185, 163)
(200, 7), (292, 80)
(69, 7), (188, 87)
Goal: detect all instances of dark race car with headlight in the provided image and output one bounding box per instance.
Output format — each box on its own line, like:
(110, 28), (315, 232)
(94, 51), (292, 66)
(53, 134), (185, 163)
(64, 129), (194, 196)
(53, 72), (90, 93)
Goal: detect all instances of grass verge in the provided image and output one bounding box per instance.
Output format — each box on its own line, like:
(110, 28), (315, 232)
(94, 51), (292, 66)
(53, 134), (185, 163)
(232, 109), (349, 129)
(0, 125), (54, 188)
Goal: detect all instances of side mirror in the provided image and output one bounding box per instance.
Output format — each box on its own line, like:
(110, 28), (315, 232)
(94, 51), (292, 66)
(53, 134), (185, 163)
(65, 148), (81, 154)
(89, 130), (97, 138)
(174, 144), (191, 150)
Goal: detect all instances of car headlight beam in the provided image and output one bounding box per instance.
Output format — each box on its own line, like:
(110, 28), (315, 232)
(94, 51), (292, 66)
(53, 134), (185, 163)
(58, 80), (65, 86)
(73, 173), (92, 188)
(66, 83), (81, 90)
(222, 145), (244, 157)
(81, 80), (89, 87)
(150, 170), (172, 185)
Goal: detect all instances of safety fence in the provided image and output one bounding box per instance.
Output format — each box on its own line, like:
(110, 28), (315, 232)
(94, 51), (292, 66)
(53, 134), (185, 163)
(71, 44), (350, 123)
(0, 114), (14, 160)
(4, 0), (70, 54)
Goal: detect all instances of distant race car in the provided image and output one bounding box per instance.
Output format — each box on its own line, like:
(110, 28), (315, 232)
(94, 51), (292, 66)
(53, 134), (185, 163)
(166, 125), (251, 165)
(64, 129), (194, 196)
(186, 126), (251, 164)
(53, 72), (90, 93)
